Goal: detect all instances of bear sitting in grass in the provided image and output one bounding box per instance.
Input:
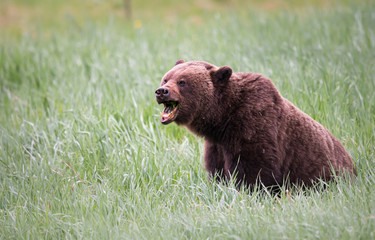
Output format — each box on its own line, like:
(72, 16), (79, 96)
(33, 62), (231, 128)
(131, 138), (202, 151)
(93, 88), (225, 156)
(155, 60), (356, 188)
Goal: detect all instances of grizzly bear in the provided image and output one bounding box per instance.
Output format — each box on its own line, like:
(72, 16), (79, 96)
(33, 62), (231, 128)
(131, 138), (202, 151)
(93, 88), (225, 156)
(155, 60), (356, 188)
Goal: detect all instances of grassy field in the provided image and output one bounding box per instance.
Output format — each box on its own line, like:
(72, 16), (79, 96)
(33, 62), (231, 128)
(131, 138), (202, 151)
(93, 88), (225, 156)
(1, 0), (375, 239)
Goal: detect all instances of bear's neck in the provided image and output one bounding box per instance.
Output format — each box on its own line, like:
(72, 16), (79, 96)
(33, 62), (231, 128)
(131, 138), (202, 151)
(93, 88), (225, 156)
(187, 113), (234, 143)
(186, 73), (280, 144)
(186, 85), (243, 143)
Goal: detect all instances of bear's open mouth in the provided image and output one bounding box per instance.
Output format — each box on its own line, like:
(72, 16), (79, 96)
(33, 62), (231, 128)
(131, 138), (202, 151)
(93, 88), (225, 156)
(160, 101), (179, 124)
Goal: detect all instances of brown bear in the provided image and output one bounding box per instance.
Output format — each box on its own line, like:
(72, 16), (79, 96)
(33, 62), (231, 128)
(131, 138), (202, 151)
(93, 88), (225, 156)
(155, 60), (356, 188)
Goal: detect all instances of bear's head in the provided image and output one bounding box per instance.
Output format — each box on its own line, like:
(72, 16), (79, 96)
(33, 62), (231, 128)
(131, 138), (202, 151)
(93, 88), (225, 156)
(155, 60), (232, 126)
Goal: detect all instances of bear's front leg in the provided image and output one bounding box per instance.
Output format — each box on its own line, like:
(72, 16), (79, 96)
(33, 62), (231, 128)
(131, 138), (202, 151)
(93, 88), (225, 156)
(224, 144), (283, 189)
(204, 140), (226, 182)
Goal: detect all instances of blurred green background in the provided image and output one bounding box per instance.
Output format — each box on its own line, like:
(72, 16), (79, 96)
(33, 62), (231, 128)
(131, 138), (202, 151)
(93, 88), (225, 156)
(1, 0), (374, 239)
(1, 0), (369, 34)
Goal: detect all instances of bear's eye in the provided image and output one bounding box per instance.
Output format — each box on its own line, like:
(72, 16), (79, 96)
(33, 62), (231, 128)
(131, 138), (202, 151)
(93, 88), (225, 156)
(178, 81), (186, 87)
(163, 79), (168, 84)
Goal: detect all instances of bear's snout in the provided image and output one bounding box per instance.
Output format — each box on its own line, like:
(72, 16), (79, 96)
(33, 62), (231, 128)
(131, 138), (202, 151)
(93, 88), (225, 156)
(155, 87), (170, 101)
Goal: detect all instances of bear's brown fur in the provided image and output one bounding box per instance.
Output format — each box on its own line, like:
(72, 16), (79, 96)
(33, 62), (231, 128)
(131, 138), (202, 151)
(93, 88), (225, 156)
(155, 60), (356, 188)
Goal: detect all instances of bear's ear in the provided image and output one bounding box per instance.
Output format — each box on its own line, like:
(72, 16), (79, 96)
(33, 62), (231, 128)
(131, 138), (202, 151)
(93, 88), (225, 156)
(175, 59), (185, 66)
(211, 66), (232, 84)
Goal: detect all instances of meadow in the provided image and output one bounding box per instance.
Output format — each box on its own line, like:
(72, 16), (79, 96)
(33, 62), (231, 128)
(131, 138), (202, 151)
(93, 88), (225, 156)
(1, 0), (374, 239)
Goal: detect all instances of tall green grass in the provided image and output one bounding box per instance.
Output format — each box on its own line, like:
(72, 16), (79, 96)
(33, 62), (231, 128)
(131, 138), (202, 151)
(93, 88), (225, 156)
(1, 2), (374, 239)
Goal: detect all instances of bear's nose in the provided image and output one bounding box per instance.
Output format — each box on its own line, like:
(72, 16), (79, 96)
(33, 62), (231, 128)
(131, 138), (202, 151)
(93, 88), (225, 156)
(155, 87), (169, 98)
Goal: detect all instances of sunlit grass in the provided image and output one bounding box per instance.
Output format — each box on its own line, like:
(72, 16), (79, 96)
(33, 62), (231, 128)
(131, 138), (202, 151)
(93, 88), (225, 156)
(1, 1), (374, 239)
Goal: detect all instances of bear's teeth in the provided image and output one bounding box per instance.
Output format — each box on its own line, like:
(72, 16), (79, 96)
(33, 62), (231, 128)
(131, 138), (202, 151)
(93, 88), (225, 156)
(160, 102), (179, 121)
(161, 111), (174, 119)
(161, 104), (178, 119)
(164, 103), (177, 114)
(165, 106), (172, 113)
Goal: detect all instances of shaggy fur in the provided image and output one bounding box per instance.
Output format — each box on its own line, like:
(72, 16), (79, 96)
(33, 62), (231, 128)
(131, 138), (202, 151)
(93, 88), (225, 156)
(155, 60), (356, 188)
